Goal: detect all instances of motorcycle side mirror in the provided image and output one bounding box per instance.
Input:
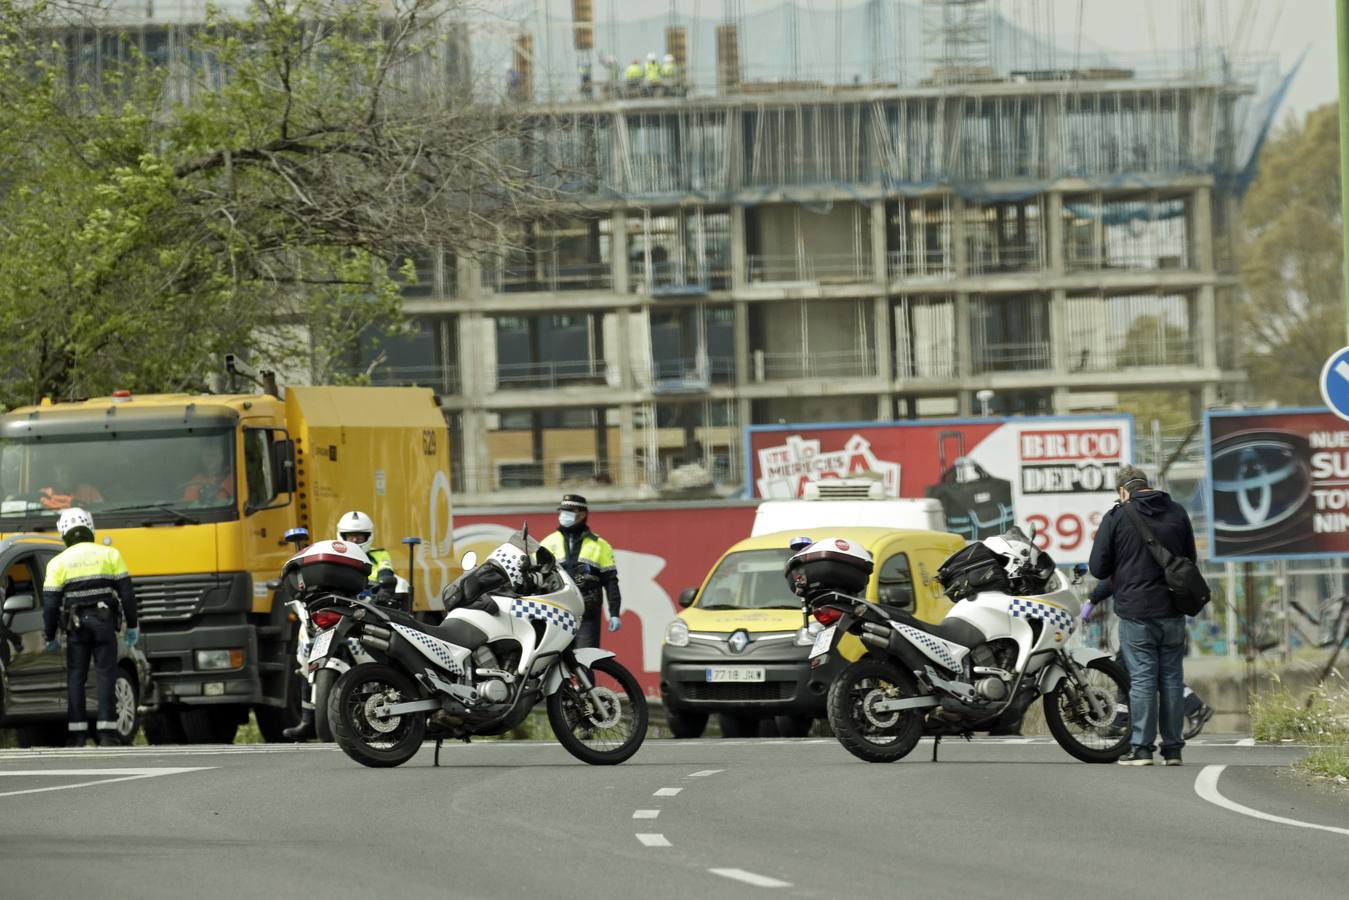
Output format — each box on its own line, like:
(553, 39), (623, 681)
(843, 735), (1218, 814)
(678, 587), (697, 608)
(1028, 522), (1038, 542)
(460, 550), (478, 571)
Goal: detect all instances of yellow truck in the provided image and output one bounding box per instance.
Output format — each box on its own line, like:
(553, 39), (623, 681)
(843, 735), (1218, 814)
(0, 385), (457, 743)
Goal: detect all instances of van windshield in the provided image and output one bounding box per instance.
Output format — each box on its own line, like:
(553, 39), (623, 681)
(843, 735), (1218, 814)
(696, 549), (799, 610)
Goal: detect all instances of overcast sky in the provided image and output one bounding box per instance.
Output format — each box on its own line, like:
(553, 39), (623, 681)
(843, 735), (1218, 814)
(524, 1), (1334, 121)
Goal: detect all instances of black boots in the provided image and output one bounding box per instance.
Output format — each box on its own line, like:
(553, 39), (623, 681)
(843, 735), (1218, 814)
(283, 708), (316, 742)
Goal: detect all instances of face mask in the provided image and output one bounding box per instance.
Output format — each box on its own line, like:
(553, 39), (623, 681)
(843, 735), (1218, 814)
(559, 511), (578, 528)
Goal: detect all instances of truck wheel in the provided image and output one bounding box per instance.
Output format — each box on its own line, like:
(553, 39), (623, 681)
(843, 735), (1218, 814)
(143, 709), (186, 745)
(664, 706), (708, 739)
(717, 713), (759, 738)
(180, 707), (241, 744)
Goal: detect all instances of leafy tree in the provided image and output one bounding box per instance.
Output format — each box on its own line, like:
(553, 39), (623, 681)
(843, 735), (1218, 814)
(0, 0), (545, 408)
(1240, 103), (1344, 406)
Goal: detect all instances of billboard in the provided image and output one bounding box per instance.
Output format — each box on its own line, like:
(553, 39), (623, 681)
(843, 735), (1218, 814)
(1205, 408), (1349, 561)
(454, 504), (758, 694)
(745, 415), (1135, 563)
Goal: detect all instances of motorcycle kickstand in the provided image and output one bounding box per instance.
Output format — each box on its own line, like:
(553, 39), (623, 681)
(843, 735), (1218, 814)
(434, 739), (442, 767)
(932, 734), (941, 762)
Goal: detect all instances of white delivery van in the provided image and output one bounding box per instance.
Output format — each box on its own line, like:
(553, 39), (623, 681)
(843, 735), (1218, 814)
(750, 478), (948, 536)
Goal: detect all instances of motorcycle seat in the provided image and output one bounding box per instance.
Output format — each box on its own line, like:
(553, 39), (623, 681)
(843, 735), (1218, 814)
(876, 606), (984, 648)
(392, 614), (489, 652)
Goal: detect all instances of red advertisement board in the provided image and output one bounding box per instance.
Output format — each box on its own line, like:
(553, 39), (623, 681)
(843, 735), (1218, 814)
(747, 415), (1134, 564)
(454, 504), (757, 693)
(1206, 408), (1349, 560)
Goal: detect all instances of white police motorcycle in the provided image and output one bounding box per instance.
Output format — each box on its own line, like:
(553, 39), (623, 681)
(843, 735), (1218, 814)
(289, 530), (647, 768)
(796, 527), (1131, 764)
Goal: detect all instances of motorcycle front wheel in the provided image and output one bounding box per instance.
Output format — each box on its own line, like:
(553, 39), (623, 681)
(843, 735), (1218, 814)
(1043, 657), (1131, 764)
(329, 663), (426, 768)
(313, 667), (338, 742)
(547, 658), (648, 765)
(826, 657), (924, 763)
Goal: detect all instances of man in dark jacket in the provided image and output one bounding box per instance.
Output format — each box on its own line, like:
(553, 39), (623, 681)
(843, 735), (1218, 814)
(1088, 465), (1196, 766)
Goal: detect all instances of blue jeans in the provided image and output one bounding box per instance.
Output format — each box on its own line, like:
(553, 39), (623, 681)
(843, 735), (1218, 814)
(1119, 615), (1186, 754)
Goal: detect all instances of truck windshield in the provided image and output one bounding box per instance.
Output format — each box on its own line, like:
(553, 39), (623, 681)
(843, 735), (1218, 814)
(0, 429), (237, 527)
(696, 549), (799, 610)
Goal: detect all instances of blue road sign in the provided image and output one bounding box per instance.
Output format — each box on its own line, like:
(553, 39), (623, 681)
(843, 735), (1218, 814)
(1320, 346), (1349, 421)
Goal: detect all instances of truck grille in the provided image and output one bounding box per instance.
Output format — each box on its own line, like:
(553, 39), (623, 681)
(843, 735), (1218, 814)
(132, 575), (218, 622)
(682, 682), (792, 702)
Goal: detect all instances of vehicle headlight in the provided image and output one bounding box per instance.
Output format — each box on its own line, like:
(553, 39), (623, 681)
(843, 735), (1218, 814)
(794, 627), (815, 646)
(664, 619), (690, 647)
(196, 649), (244, 670)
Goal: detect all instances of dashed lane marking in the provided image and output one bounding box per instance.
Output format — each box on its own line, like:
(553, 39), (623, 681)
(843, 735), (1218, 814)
(654, 787), (683, 797)
(632, 809), (660, 819)
(709, 869), (792, 888)
(688, 769), (724, 777)
(1194, 765), (1349, 838)
(0, 767), (214, 798)
(636, 833), (672, 847)
(1235, 738), (1256, 747)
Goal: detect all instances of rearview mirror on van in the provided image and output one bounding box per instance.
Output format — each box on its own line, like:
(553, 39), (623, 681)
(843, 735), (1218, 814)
(2, 594), (35, 613)
(677, 587), (697, 608)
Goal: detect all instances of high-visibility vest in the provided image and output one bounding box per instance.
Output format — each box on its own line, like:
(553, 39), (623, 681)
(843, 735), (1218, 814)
(624, 63), (643, 82)
(541, 530), (615, 596)
(660, 61), (676, 78)
(43, 541), (136, 628)
(645, 61), (661, 81)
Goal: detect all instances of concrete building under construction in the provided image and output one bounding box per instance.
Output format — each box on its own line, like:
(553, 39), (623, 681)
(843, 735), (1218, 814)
(53, 1), (1287, 506)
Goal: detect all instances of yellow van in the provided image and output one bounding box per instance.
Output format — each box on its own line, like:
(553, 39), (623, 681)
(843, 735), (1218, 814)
(659, 526), (963, 738)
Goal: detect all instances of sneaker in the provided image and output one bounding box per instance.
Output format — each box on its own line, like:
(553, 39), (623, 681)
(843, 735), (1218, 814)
(1163, 752), (1183, 767)
(1117, 748), (1153, 766)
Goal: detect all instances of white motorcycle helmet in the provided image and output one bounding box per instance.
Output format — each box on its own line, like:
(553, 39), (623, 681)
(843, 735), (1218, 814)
(57, 507), (95, 541)
(335, 510), (375, 554)
(983, 530), (1039, 581)
(485, 542), (533, 593)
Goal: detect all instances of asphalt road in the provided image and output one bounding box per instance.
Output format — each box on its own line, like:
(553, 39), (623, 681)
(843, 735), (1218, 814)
(0, 735), (1345, 899)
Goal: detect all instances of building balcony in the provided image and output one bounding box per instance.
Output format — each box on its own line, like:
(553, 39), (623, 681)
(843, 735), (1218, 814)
(630, 259), (731, 296)
(650, 356), (736, 393)
(750, 348), (877, 382)
(888, 249), (954, 282)
(484, 260), (613, 294)
(494, 359), (609, 390)
(747, 253), (873, 286)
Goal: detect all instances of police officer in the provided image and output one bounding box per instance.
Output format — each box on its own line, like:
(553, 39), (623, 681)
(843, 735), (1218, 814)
(41, 508), (138, 747)
(541, 495), (621, 649)
(284, 510), (397, 741)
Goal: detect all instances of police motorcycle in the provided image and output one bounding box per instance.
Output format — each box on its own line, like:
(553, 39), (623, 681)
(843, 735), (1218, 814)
(291, 529), (648, 768)
(280, 528), (411, 742)
(794, 527), (1131, 764)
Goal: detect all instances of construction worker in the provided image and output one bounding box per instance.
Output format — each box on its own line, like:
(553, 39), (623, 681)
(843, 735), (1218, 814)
(578, 61), (593, 98)
(541, 494), (621, 649)
(643, 52), (661, 95)
(38, 460), (103, 510)
(182, 441), (234, 505)
(41, 508), (138, 747)
(284, 510), (397, 741)
(623, 58), (643, 95)
(660, 53), (678, 94)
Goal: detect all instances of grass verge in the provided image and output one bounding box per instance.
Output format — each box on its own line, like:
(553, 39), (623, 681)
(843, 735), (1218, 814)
(1249, 683), (1349, 784)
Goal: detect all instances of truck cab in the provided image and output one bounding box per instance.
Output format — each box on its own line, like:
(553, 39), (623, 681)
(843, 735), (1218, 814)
(659, 526), (963, 739)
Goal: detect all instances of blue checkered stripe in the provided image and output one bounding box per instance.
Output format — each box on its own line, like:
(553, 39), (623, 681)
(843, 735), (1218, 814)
(512, 598), (577, 634)
(1008, 599), (1075, 633)
(894, 623), (961, 672)
(392, 624), (463, 674)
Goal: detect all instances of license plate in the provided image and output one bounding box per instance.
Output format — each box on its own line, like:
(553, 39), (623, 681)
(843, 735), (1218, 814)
(308, 629), (335, 662)
(705, 667), (765, 683)
(808, 625), (837, 660)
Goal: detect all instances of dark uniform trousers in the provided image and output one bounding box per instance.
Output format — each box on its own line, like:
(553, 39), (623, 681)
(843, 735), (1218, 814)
(574, 610), (602, 650)
(66, 607), (119, 734)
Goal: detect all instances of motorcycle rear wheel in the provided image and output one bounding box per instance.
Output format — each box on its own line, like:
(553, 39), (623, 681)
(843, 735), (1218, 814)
(1043, 657), (1131, 764)
(547, 658), (648, 765)
(329, 663), (426, 768)
(826, 657), (924, 763)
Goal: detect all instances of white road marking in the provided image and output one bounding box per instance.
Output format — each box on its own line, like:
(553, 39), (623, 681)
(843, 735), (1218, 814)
(709, 868), (792, 888)
(1194, 765), (1349, 838)
(654, 787), (683, 797)
(635, 833), (672, 847)
(632, 809), (660, 819)
(0, 767), (214, 798)
(688, 769), (724, 777)
(1235, 738), (1256, 746)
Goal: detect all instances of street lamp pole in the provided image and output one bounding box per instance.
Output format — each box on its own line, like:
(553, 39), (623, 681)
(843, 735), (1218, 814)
(1338, 0), (1349, 340)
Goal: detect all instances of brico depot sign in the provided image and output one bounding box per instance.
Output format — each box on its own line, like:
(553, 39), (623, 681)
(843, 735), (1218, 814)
(747, 415), (1135, 564)
(1205, 408), (1349, 560)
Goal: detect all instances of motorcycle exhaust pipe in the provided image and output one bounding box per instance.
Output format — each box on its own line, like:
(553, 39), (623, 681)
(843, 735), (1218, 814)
(363, 624), (392, 641)
(858, 624), (930, 675)
(360, 633), (391, 652)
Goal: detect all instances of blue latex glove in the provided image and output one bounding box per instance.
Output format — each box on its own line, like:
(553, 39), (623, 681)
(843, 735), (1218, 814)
(44, 639), (60, 653)
(607, 615), (621, 633)
(1079, 600), (1094, 624)
(126, 627), (140, 648)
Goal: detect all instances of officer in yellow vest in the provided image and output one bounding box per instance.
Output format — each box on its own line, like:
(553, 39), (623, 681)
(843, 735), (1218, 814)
(41, 508), (138, 747)
(541, 495), (621, 649)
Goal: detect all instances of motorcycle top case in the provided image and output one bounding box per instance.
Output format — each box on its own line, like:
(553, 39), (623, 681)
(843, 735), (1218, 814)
(283, 539), (373, 595)
(924, 431), (1015, 542)
(936, 541), (1010, 602)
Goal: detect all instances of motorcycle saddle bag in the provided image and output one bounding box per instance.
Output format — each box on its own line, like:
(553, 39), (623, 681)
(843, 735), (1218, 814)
(936, 542), (1009, 601)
